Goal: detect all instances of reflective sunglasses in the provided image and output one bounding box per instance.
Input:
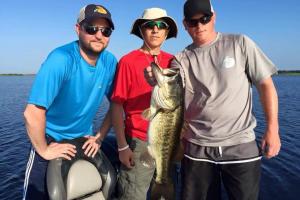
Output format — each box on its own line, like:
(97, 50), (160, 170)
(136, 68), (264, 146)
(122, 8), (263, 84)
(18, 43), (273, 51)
(185, 15), (212, 27)
(141, 20), (169, 30)
(82, 24), (113, 37)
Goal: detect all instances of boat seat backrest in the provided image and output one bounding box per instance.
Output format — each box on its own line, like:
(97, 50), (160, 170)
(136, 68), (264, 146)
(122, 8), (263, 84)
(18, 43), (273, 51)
(66, 160), (105, 200)
(47, 138), (117, 200)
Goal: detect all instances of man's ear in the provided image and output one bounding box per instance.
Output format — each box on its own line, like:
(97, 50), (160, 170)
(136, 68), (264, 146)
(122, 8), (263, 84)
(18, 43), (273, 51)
(212, 12), (216, 25)
(75, 24), (80, 36)
(165, 29), (170, 39)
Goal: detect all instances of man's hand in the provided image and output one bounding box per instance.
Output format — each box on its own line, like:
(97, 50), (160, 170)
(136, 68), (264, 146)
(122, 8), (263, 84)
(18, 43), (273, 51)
(119, 147), (135, 169)
(261, 129), (281, 159)
(82, 135), (101, 158)
(257, 77), (280, 159)
(41, 142), (76, 160)
(144, 66), (157, 86)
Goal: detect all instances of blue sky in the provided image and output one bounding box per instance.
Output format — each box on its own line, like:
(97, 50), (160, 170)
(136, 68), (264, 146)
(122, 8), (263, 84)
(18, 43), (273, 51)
(0, 0), (299, 74)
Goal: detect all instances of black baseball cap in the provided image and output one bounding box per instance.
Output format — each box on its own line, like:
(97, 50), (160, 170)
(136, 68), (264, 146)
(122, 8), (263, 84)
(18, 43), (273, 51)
(184, 0), (214, 19)
(77, 4), (114, 29)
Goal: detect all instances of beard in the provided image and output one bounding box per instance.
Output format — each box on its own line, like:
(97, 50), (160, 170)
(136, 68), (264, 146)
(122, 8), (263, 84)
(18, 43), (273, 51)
(79, 36), (108, 57)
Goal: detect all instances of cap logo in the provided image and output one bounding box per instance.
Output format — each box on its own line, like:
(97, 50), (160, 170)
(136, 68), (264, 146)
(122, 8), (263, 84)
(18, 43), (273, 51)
(94, 6), (107, 14)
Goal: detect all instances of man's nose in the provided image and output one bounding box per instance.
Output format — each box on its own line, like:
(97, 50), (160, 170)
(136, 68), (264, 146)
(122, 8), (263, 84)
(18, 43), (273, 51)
(95, 30), (104, 39)
(152, 25), (159, 32)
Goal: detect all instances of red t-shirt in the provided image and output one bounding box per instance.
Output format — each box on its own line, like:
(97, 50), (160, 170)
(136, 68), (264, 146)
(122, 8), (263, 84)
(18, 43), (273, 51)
(111, 49), (173, 141)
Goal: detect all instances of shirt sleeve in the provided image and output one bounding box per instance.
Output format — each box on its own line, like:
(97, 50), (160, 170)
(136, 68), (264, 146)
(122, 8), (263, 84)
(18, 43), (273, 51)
(110, 58), (132, 104)
(172, 53), (186, 88)
(28, 50), (69, 109)
(242, 35), (277, 86)
(105, 55), (118, 101)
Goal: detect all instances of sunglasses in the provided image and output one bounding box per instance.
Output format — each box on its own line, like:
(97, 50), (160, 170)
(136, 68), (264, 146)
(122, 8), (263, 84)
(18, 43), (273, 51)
(141, 20), (169, 30)
(82, 24), (113, 37)
(185, 15), (212, 27)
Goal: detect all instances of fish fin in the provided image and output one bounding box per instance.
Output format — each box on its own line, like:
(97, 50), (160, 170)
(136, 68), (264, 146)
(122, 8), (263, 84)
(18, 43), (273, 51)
(172, 140), (184, 162)
(150, 182), (175, 200)
(140, 146), (156, 168)
(142, 108), (151, 120)
(172, 121), (187, 162)
(142, 107), (159, 121)
(180, 120), (189, 139)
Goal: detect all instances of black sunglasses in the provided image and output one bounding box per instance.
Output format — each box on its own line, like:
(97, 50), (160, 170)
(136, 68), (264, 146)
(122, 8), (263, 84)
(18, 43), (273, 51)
(185, 15), (212, 27)
(141, 20), (169, 30)
(82, 24), (113, 37)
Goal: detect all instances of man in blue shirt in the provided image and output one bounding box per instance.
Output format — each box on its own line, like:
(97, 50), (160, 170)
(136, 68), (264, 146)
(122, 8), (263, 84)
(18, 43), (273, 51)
(22, 4), (117, 200)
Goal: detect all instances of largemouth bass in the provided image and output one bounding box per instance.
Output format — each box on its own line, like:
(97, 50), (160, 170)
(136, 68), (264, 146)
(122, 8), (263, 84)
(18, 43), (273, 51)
(141, 62), (184, 200)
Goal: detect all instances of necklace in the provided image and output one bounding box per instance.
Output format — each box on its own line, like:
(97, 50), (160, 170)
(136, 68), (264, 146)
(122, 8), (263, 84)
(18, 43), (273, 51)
(140, 48), (162, 66)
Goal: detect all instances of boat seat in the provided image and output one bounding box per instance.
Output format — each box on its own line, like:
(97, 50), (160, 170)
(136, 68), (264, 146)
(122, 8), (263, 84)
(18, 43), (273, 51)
(47, 137), (117, 200)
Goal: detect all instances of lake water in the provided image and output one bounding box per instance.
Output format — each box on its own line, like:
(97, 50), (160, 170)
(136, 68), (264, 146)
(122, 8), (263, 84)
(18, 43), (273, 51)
(0, 75), (299, 200)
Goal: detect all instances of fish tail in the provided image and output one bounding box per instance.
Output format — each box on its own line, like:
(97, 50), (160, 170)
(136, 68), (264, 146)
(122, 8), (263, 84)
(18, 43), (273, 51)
(150, 182), (175, 200)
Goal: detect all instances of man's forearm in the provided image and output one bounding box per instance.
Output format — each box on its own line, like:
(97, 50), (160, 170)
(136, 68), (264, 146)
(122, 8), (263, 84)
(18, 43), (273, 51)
(111, 102), (128, 148)
(24, 104), (48, 156)
(95, 106), (113, 141)
(258, 77), (279, 131)
(257, 77), (281, 158)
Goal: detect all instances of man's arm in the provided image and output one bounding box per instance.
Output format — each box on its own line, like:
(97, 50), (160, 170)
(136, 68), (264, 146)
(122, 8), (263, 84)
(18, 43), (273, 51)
(111, 102), (134, 168)
(24, 104), (76, 160)
(257, 77), (281, 159)
(82, 105), (113, 157)
(95, 105), (113, 141)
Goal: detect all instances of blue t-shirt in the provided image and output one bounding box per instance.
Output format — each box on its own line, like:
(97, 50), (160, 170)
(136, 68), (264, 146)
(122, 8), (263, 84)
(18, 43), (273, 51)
(28, 41), (117, 141)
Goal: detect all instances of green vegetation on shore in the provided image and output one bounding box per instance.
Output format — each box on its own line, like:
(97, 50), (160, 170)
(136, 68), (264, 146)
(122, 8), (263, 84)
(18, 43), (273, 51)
(0, 73), (24, 76)
(0, 74), (35, 76)
(1, 70), (300, 76)
(277, 70), (300, 76)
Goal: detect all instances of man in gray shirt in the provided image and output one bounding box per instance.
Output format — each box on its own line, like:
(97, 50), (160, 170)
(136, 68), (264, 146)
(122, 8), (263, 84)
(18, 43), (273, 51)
(146, 0), (281, 199)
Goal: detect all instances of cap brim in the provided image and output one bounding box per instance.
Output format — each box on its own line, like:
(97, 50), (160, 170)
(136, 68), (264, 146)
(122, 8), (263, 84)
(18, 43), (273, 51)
(82, 16), (115, 30)
(130, 17), (177, 39)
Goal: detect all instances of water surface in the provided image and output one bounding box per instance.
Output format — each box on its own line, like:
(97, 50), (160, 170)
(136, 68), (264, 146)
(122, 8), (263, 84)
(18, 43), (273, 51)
(0, 75), (299, 200)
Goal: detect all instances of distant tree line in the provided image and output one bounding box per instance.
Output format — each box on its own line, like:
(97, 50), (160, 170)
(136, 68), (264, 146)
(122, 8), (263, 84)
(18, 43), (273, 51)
(1, 70), (299, 76)
(277, 70), (300, 75)
(0, 74), (24, 76)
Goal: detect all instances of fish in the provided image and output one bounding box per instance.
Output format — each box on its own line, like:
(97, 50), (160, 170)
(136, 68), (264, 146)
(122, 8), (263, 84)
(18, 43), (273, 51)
(141, 62), (184, 200)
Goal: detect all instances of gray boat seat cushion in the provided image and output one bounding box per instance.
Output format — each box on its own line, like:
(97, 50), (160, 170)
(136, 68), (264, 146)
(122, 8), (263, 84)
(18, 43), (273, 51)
(47, 137), (117, 200)
(81, 192), (105, 200)
(66, 160), (105, 200)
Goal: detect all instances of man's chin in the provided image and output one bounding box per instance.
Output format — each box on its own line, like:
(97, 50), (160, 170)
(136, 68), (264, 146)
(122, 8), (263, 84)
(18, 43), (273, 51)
(91, 45), (106, 53)
(147, 43), (164, 50)
(93, 49), (104, 54)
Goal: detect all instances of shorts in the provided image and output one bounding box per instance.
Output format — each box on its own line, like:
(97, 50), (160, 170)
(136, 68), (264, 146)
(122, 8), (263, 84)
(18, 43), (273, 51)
(181, 156), (261, 200)
(117, 137), (155, 200)
(23, 147), (50, 200)
(23, 136), (56, 200)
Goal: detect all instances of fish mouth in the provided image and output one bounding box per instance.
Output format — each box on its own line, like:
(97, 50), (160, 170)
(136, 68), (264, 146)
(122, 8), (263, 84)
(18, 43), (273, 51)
(151, 62), (161, 72)
(151, 62), (180, 87)
(151, 62), (164, 87)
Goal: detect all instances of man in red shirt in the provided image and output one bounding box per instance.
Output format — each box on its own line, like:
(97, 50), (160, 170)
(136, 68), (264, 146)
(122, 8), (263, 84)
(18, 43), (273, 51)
(111, 7), (178, 200)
